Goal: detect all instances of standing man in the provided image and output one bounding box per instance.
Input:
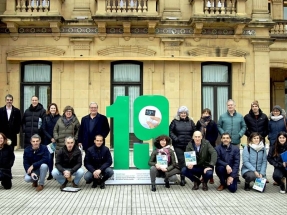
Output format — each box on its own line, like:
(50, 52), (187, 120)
(78, 102), (110, 150)
(0, 94), (21, 150)
(22, 96), (46, 148)
(244, 100), (268, 141)
(215, 133), (240, 193)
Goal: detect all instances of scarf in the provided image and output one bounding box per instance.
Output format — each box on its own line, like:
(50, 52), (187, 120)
(157, 145), (171, 163)
(62, 115), (74, 127)
(199, 116), (211, 138)
(270, 115), (283, 121)
(249, 141), (265, 152)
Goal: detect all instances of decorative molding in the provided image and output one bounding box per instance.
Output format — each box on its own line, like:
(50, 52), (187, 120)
(50, 22), (61, 33)
(123, 22), (131, 41)
(70, 38), (93, 50)
(192, 22), (203, 34)
(251, 39), (275, 52)
(274, 82), (285, 90)
(242, 29), (256, 35)
(97, 46), (156, 56)
(234, 24), (246, 35)
(97, 21), (107, 41)
(148, 21), (158, 34)
(6, 22), (18, 33)
(6, 46), (65, 56)
(161, 38), (184, 51)
(188, 46), (248, 57)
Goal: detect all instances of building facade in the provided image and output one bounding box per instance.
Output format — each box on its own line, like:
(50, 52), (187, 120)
(0, 0), (286, 147)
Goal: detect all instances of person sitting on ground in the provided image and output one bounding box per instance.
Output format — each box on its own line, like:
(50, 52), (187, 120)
(52, 136), (84, 190)
(182, 131), (217, 191)
(241, 132), (267, 191)
(267, 131), (287, 194)
(23, 134), (49, 192)
(148, 135), (181, 192)
(84, 135), (114, 189)
(215, 132), (240, 193)
(0, 133), (15, 189)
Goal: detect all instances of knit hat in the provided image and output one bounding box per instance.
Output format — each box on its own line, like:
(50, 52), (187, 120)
(272, 105), (282, 114)
(177, 106), (189, 116)
(251, 100), (259, 108)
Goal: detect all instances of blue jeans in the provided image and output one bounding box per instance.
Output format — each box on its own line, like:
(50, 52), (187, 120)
(52, 168), (85, 185)
(215, 166), (237, 193)
(84, 167), (114, 183)
(24, 164), (48, 186)
(182, 166), (213, 183)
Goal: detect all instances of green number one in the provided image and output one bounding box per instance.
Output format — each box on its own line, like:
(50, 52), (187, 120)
(106, 96), (130, 169)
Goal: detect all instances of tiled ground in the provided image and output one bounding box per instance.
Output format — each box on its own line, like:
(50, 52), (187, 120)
(2, 149), (287, 215)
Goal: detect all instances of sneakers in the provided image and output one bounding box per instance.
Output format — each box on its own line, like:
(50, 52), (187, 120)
(280, 178), (286, 194)
(36, 185), (44, 192)
(60, 179), (68, 190)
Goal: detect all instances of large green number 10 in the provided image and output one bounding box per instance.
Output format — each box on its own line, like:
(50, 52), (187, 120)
(107, 95), (169, 170)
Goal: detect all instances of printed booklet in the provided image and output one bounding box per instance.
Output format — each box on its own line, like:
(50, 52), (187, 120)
(281, 151), (287, 170)
(184, 151), (197, 165)
(47, 142), (56, 154)
(156, 154), (168, 168)
(252, 178), (266, 192)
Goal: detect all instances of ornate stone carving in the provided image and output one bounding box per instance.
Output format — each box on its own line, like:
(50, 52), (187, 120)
(50, 22), (61, 33)
(97, 21), (107, 41)
(70, 38), (94, 50)
(251, 39), (275, 52)
(234, 24), (246, 35)
(161, 38), (184, 51)
(97, 46), (156, 56)
(192, 22), (203, 35)
(6, 22), (18, 33)
(123, 22), (131, 40)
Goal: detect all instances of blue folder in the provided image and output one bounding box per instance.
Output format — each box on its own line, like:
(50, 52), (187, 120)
(280, 151), (287, 170)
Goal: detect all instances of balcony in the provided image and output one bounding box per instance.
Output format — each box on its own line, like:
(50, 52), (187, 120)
(16, 0), (50, 13)
(270, 20), (287, 38)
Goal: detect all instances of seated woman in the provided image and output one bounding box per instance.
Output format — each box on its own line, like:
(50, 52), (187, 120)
(267, 131), (287, 194)
(148, 135), (180, 192)
(241, 132), (267, 191)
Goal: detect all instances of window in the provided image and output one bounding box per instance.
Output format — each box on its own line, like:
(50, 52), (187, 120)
(111, 61), (143, 148)
(21, 62), (51, 112)
(202, 63), (231, 121)
(284, 1), (287, 19)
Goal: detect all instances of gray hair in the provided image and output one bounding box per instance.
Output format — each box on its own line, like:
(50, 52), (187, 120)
(89, 102), (98, 108)
(5, 94), (13, 100)
(227, 99), (235, 105)
(64, 136), (75, 144)
(30, 134), (41, 142)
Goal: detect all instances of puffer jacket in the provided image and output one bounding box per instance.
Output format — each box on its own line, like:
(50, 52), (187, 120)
(186, 139), (217, 168)
(218, 111), (246, 144)
(267, 142), (287, 170)
(53, 115), (80, 151)
(215, 143), (240, 178)
(241, 142), (267, 176)
(41, 113), (61, 145)
(0, 144), (15, 179)
(55, 145), (82, 174)
(244, 109), (269, 138)
(268, 118), (287, 145)
(169, 116), (195, 148)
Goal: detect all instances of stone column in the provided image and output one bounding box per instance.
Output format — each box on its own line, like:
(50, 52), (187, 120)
(162, 0), (182, 19)
(71, 0), (91, 19)
(252, 0), (269, 19)
(272, 0), (283, 19)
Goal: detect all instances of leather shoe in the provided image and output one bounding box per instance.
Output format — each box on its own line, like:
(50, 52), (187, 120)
(32, 181), (38, 187)
(217, 184), (226, 191)
(202, 182), (208, 191)
(164, 179), (170, 188)
(47, 174), (53, 180)
(151, 184), (156, 192)
(36, 185), (44, 191)
(100, 182), (105, 189)
(209, 178), (214, 184)
(192, 181), (200, 190)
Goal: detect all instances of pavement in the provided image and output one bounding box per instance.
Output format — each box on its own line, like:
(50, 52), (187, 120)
(2, 149), (287, 215)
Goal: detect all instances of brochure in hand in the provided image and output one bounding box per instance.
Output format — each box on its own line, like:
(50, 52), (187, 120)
(184, 151), (197, 166)
(47, 142), (56, 154)
(252, 178), (266, 192)
(281, 151), (287, 170)
(156, 154), (168, 168)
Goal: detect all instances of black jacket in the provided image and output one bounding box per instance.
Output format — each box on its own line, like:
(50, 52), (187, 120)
(41, 113), (61, 145)
(0, 144), (15, 179)
(23, 144), (49, 173)
(244, 109), (269, 138)
(196, 120), (218, 146)
(55, 145), (82, 174)
(169, 117), (195, 148)
(84, 144), (112, 173)
(22, 103), (46, 147)
(0, 105), (21, 147)
(267, 143), (287, 169)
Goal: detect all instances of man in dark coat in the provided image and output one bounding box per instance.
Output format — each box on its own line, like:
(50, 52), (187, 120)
(84, 135), (114, 189)
(215, 132), (240, 193)
(78, 102), (110, 150)
(22, 96), (46, 148)
(0, 94), (21, 150)
(244, 100), (268, 141)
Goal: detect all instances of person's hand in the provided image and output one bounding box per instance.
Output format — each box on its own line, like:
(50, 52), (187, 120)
(27, 165), (33, 174)
(63, 170), (71, 179)
(161, 167), (168, 172)
(187, 164), (193, 169)
(258, 174), (263, 178)
(227, 176), (234, 185)
(93, 169), (102, 179)
(204, 167), (212, 174)
(51, 138), (55, 143)
(254, 171), (260, 178)
(78, 143), (82, 147)
(155, 164), (161, 170)
(283, 162), (286, 168)
(146, 116), (161, 129)
(226, 165), (232, 174)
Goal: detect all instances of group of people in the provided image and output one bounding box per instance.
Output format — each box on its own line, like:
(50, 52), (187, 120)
(150, 99), (287, 193)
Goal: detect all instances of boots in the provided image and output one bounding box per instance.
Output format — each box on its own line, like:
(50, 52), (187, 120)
(164, 178), (170, 188)
(280, 182), (286, 194)
(202, 182), (208, 191)
(180, 175), (186, 186)
(244, 182), (250, 191)
(151, 184), (156, 192)
(192, 181), (199, 190)
(92, 179), (98, 188)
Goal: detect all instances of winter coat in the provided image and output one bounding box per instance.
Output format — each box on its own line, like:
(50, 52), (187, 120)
(215, 143), (240, 178)
(55, 145), (82, 174)
(148, 148), (177, 172)
(196, 119), (218, 147)
(267, 142), (287, 170)
(84, 144), (112, 173)
(41, 113), (61, 145)
(244, 109), (269, 138)
(23, 144), (49, 173)
(78, 113), (110, 150)
(217, 111), (246, 144)
(0, 105), (21, 147)
(268, 118), (287, 145)
(53, 115), (80, 151)
(22, 103), (46, 147)
(0, 144), (15, 179)
(169, 116), (195, 148)
(241, 143), (267, 177)
(185, 139), (217, 168)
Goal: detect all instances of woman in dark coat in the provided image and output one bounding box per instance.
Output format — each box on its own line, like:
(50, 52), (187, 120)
(169, 106), (195, 186)
(41, 103), (61, 180)
(0, 133), (15, 189)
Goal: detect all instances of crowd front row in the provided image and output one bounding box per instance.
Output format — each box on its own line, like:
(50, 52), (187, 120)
(0, 130), (287, 194)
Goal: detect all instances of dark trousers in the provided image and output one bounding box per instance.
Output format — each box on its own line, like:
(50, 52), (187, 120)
(173, 146), (186, 170)
(273, 168), (287, 185)
(242, 171), (257, 184)
(0, 173), (12, 189)
(215, 166), (237, 193)
(48, 153), (54, 175)
(182, 166), (213, 183)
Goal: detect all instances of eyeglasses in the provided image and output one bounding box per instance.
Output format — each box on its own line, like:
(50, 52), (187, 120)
(90, 107), (98, 109)
(66, 110), (72, 113)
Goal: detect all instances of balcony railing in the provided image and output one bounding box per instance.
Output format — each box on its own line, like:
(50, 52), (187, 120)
(270, 20), (287, 36)
(16, 0), (50, 12)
